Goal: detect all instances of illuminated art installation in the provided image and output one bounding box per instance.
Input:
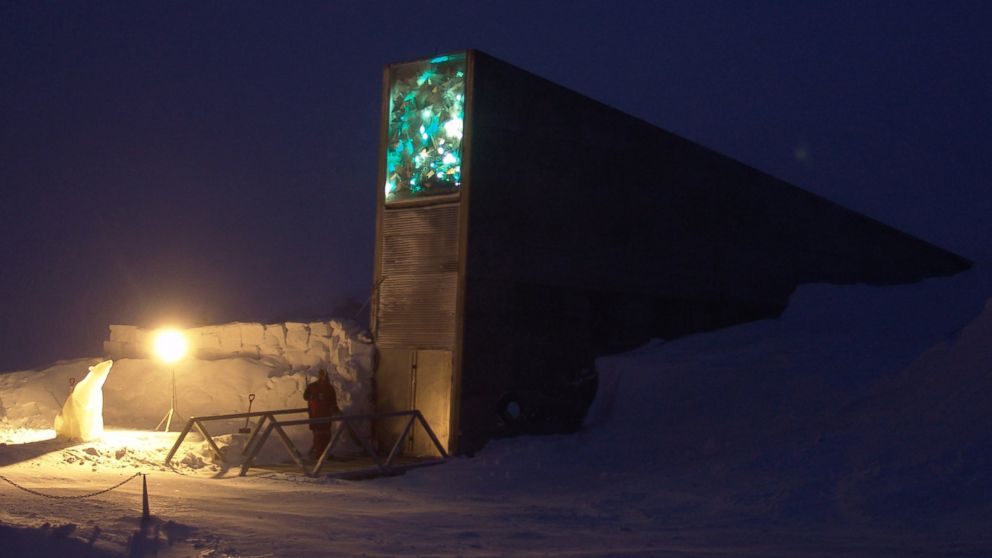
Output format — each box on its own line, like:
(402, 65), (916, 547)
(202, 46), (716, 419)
(384, 53), (465, 203)
(54, 360), (114, 442)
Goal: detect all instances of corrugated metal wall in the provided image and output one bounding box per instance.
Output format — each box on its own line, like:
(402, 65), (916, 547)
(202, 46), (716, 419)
(376, 202), (460, 348)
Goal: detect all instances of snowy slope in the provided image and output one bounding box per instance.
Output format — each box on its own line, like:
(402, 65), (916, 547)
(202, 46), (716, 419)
(839, 296), (992, 526)
(577, 263), (992, 538)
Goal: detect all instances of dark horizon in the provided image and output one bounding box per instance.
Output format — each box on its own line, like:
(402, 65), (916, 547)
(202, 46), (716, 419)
(2, 2), (990, 370)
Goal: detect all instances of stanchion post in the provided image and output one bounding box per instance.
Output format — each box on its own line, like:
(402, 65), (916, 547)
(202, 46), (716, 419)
(141, 474), (150, 522)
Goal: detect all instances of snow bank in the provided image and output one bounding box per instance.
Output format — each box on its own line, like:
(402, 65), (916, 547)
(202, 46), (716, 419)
(1, 317), (375, 468)
(587, 265), (992, 462)
(5, 356), (369, 423)
(1, 360), (373, 467)
(103, 319), (374, 373)
(838, 296), (992, 522)
(0, 359), (96, 429)
(579, 263), (992, 525)
(2, 356), (372, 436)
(1, 319), (376, 463)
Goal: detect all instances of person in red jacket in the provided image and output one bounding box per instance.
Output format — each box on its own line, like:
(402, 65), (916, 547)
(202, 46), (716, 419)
(303, 368), (340, 460)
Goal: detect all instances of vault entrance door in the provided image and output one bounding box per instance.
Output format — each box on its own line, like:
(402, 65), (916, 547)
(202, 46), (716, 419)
(375, 348), (413, 454)
(374, 348), (452, 456)
(412, 349), (452, 456)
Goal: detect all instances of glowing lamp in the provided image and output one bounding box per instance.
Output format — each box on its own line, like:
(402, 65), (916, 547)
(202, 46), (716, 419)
(154, 329), (187, 363)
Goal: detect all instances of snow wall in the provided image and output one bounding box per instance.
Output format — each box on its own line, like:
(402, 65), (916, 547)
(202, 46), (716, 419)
(104, 320), (370, 369)
(1, 319), (375, 453)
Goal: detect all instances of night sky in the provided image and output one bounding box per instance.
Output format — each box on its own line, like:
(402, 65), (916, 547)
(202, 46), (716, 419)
(2, 2), (990, 371)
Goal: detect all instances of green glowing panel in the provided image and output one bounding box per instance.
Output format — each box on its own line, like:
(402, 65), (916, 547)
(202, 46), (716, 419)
(384, 53), (465, 203)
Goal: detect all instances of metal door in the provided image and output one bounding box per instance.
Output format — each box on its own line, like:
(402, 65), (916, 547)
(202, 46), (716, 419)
(374, 348), (452, 456)
(412, 349), (452, 455)
(375, 348), (413, 453)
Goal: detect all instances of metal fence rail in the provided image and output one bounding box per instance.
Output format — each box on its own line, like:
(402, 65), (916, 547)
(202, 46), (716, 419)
(241, 410), (447, 477)
(163, 408), (308, 466)
(164, 408), (447, 478)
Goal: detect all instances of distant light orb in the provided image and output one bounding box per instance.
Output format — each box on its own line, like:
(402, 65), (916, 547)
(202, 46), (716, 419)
(153, 329), (187, 363)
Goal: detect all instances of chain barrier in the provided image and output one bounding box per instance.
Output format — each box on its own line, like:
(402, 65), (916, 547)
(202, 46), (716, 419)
(0, 472), (143, 500)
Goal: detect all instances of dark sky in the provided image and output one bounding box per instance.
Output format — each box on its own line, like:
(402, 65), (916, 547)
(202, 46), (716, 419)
(2, 2), (990, 370)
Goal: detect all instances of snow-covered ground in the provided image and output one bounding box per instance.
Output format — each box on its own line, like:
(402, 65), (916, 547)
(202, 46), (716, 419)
(2, 265), (992, 557)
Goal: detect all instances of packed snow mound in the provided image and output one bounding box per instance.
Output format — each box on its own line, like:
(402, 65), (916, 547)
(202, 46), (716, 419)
(2, 316), (372, 426)
(53, 360), (113, 442)
(103, 319), (374, 372)
(0, 358), (371, 466)
(837, 296), (992, 521)
(2, 358), (364, 430)
(0, 317), (376, 467)
(577, 263), (992, 524)
(0, 359), (97, 429)
(587, 264), (992, 464)
(858, 297), (992, 457)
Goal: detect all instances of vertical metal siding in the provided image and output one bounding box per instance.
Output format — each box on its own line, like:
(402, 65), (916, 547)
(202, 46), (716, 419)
(377, 203), (460, 348)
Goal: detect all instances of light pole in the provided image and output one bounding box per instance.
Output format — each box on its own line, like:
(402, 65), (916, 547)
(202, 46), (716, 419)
(153, 329), (188, 432)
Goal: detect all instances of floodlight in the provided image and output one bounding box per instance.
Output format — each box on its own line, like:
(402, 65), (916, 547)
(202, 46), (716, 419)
(154, 330), (187, 363)
(153, 328), (188, 432)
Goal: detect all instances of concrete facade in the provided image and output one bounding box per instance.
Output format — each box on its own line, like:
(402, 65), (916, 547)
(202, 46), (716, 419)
(373, 50), (971, 455)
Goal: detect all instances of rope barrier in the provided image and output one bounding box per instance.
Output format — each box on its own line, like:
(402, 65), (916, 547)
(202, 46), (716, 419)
(0, 472), (143, 500)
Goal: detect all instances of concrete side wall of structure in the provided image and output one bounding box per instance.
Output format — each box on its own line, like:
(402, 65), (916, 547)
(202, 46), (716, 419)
(453, 50), (970, 454)
(465, 53), (967, 297)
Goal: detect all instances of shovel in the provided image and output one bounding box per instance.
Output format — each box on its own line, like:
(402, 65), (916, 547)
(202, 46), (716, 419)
(238, 393), (256, 434)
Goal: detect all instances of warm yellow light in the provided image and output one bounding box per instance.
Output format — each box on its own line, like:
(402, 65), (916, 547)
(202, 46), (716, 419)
(153, 329), (188, 363)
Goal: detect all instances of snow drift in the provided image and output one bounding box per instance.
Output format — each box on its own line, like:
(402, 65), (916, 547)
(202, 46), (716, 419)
(580, 263), (992, 526)
(0, 319), (376, 466)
